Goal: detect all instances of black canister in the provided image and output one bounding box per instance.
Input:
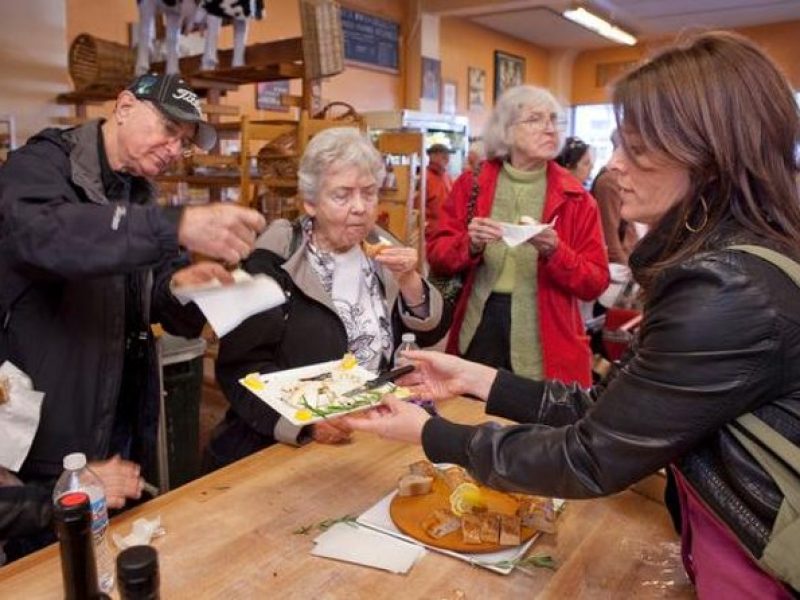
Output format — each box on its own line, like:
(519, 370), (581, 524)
(117, 545), (160, 600)
(54, 491), (102, 600)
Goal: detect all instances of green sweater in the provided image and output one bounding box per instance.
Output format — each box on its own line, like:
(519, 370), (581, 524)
(459, 162), (546, 377)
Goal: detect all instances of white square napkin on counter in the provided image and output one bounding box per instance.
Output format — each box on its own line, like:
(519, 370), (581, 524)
(312, 522), (426, 574)
(172, 269), (286, 337)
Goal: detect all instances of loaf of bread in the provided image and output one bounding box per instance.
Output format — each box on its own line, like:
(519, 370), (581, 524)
(397, 473), (433, 497)
(499, 514), (522, 546)
(479, 513), (501, 544)
(362, 240), (390, 258)
(409, 459), (438, 479)
(440, 466), (472, 492)
(421, 509), (461, 539)
(515, 496), (556, 534)
(461, 514), (483, 545)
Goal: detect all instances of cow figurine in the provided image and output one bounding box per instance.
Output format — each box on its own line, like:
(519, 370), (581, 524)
(135, 0), (265, 75)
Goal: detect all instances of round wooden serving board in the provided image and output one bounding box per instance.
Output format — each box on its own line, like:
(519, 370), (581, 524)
(389, 478), (536, 553)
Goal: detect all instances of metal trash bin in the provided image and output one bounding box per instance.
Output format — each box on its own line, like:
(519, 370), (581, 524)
(157, 333), (206, 491)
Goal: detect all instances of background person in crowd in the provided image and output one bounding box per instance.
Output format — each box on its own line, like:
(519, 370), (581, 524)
(348, 32), (800, 598)
(0, 73), (266, 559)
(464, 139), (485, 173)
(205, 127), (451, 470)
(426, 85), (608, 387)
(422, 143), (454, 242)
(591, 131), (640, 265)
(555, 136), (594, 187)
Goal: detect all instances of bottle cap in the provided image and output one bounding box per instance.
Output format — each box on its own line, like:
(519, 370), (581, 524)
(63, 452), (87, 471)
(401, 333), (416, 343)
(117, 545), (159, 587)
(54, 492), (91, 525)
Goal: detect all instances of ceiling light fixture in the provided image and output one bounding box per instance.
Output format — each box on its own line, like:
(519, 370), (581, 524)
(562, 6), (637, 46)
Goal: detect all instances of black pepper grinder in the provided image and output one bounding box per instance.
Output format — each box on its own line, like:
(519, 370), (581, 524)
(54, 491), (108, 600)
(117, 545), (160, 600)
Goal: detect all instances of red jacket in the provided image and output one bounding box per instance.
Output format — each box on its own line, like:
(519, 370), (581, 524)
(427, 160), (609, 387)
(424, 163), (453, 242)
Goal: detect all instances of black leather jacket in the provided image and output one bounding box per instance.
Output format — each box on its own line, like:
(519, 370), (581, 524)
(423, 244), (800, 558)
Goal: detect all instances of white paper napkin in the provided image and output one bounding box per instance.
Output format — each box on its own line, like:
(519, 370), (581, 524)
(598, 262), (634, 308)
(312, 522), (426, 574)
(0, 361), (45, 472)
(172, 269), (287, 337)
(500, 218), (556, 248)
(112, 516), (165, 550)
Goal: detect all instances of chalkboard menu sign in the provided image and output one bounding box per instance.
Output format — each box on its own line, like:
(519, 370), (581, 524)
(341, 7), (400, 73)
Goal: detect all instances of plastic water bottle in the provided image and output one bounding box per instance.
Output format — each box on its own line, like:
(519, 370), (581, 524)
(53, 453), (115, 594)
(393, 332), (420, 368)
(393, 333), (437, 415)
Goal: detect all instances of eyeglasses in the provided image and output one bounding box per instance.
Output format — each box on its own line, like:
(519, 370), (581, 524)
(514, 112), (568, 132)
(326, 186), (380, 208)
(140, 100), (196, 157)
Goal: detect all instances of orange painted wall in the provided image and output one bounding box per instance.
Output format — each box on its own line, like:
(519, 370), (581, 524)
(62, 4), (800, 118)
(65, 0), (406, 119)
(440, 16), (550, 134)
(736, 20), (800, 89)
(571, 20), (800, 105)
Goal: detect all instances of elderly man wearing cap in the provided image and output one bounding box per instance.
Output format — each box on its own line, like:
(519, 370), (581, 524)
(0, 74), (265, 561)
(423, 143), (454, 242)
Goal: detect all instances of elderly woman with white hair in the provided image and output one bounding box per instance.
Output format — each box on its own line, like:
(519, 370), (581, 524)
(427, 85), (608, 387)
(205, 127), (450, 470)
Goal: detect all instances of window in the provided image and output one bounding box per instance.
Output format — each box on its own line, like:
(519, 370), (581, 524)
(570, 104), (615, 182)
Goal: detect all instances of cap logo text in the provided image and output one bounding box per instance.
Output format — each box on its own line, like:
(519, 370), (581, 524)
(173, 88), (202, 113)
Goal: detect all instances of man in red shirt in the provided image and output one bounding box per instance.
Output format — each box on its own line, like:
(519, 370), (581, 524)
(423, 143), (454, 242)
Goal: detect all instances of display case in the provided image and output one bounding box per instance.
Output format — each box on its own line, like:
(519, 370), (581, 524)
(363, 110), (470, 177)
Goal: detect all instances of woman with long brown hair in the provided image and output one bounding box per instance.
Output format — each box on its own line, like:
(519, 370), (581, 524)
(347, 31), (800, 597)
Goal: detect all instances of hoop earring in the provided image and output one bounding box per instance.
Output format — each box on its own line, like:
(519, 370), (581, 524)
(685, 196), (709, 233)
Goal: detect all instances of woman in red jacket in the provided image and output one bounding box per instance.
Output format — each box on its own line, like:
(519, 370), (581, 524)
(427, 85), (609, 387)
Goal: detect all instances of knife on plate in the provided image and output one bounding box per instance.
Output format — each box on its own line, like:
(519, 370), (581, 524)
(343, 364), (415, 397)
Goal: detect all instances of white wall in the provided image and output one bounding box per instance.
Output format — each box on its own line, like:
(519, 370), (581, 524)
(0, 1), (71, 147)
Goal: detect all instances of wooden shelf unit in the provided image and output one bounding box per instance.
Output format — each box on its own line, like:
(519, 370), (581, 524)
(376, 131), (426, 261)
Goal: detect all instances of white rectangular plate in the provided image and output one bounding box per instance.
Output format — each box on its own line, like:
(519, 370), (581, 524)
(239, 360), (394, 426)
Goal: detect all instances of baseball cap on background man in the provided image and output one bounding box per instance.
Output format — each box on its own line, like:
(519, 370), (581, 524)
(127, 73), (217, 151)
(426, 143), (454, 155)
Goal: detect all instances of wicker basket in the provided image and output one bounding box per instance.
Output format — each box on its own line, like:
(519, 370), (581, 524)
(69, 34), (136, 92)
(299, 0), (344, 79)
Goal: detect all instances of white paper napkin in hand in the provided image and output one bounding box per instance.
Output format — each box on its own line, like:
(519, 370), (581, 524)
(501, 217), (557, 248)
(0, 361), (45, 472)
(112, 516), (165, 550)
(172, 268), (287, 337)
(312, 522), (426, 574)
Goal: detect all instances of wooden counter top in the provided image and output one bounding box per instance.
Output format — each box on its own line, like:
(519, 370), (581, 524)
(0, 398), (693, 598)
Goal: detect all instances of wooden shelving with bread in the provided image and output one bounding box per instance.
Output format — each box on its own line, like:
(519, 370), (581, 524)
(162, 107), (363, 219)
(57, 0), (347, 218)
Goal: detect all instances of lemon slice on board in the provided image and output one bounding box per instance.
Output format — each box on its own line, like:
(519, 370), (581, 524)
(449, 482), (486, 516)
